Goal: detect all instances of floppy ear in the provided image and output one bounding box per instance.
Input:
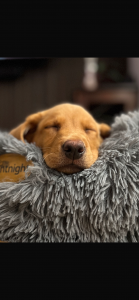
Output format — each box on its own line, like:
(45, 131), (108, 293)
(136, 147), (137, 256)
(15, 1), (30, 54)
(99, 123), (111, 138)
(10, 112), (45, 143)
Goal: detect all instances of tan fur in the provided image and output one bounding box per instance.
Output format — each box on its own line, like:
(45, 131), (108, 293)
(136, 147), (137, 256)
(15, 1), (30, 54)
(10, 104), (111, 174)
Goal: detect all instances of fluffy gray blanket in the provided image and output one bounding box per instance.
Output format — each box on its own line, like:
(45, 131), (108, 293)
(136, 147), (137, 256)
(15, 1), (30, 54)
(0, 111), (139, 242)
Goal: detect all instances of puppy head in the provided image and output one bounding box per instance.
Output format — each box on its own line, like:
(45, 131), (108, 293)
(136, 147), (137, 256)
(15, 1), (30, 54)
(10, 104), (111, 174)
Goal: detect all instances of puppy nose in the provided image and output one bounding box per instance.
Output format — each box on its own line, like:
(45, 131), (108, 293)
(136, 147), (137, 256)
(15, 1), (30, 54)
(63, 140), (85, 160)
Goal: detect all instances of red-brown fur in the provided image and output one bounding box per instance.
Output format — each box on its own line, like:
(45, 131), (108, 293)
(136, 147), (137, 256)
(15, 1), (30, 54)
(10, 103), (111, 174)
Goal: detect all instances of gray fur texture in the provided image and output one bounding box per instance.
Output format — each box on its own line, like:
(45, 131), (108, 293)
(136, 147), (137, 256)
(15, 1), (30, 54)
(1, 111), (139, 242)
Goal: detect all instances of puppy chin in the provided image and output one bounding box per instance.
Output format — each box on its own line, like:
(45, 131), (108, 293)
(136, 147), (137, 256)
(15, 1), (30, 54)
(45, 151), (99, 174)
(44, 159), (81, 174)
(55, 165), (84, 174)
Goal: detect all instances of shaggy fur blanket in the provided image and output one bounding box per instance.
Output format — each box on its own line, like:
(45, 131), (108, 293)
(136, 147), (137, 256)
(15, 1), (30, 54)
(1, 111), (139, 242)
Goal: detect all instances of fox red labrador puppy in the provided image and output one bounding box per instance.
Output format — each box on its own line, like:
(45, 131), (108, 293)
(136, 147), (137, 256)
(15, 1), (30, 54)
(10, 103), (110, 174)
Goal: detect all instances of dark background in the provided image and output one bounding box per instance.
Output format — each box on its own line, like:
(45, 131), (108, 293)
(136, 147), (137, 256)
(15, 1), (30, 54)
(0, 57), (138, 130)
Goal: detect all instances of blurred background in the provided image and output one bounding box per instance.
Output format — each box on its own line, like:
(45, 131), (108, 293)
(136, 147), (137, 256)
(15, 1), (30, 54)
(0, 57), (139, 130)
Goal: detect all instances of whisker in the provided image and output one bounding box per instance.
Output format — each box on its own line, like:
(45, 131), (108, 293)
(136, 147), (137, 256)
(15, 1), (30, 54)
(43, 152), (57, 161)
(40, 146), (52, 150)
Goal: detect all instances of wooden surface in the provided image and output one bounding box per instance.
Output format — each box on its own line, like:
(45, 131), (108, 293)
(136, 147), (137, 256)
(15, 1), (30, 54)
(0, 58), (84, 131)
(72, 83), (138, 112)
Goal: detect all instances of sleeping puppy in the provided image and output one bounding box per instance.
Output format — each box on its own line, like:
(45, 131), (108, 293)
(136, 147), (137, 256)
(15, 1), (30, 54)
(9, 103), (111, 174)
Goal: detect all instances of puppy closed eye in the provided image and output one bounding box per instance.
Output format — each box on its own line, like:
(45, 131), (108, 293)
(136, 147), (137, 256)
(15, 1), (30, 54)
(44, 125), (60, 130)
(85, 128), (96, 133)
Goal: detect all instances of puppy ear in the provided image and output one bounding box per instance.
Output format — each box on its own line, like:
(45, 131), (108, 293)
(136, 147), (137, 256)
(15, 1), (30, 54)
(10, 112), (44, 143)
(99, 123), (111, 138)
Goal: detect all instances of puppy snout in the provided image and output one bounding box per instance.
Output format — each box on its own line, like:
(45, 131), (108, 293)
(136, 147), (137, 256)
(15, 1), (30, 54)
(62, 140), (85, 160)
